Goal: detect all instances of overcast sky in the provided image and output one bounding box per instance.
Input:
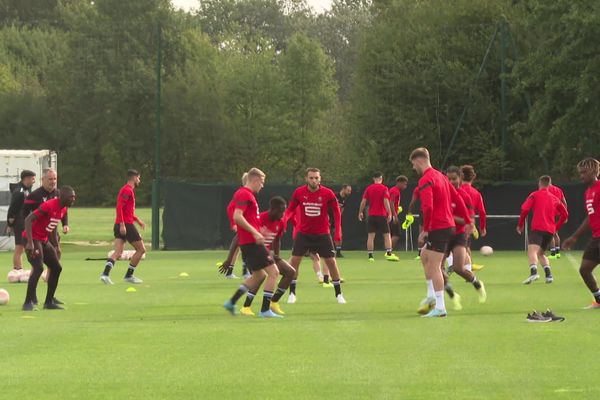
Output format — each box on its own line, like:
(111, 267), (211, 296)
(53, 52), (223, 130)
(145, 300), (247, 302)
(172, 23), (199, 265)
(171, 0), (332, 13)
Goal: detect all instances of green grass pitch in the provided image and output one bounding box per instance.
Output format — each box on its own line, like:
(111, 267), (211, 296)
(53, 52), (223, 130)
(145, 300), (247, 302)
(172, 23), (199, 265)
(0, 209), (598, 399)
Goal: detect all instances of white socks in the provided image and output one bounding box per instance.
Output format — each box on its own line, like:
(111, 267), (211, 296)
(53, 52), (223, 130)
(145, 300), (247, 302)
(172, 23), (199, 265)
(426, 279), (435, 298)
(435, 290), (446, 311)
(465, 263), (472, 272)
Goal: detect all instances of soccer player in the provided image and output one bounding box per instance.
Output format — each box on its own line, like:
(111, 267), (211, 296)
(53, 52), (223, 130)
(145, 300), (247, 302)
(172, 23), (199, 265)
(410, 148), (471, 317)
(334, 184), (352, 257)
(217, 172), (250, 279)
(544, 176), (567, 259)
(22, 186), (76, 311)
(460, 165), (487, 271)
(358, 172), (399, 262)
(444, 166), (487, 305)
(100, 169), (146, 285)
(239, 196), (295, 316)
(517, 176), (569, 284)
(286, 168), (345, 304)
(562, 158), (600, 308)
(389, 176), (409, 250)
(223, 168), (283, 318)
(23, 169), (70, 258)
(6, 170), (36, 272)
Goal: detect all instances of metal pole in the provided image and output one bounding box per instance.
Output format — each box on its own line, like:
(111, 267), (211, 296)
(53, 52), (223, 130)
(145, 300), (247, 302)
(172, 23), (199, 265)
(151, 22), (162, 251)
(500, 21), (508, 157)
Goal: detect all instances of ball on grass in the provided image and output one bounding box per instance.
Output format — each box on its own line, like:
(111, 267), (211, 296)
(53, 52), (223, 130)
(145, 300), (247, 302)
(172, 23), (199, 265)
(0, 288), (10, 305)
(18, 269), (31, 283)
(480, 245), (493, 256)
(7, 270), (20, 283)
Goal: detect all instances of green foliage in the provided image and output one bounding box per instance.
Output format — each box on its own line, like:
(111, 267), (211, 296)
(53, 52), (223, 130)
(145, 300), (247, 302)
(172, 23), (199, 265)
(2, 0), (600, 204)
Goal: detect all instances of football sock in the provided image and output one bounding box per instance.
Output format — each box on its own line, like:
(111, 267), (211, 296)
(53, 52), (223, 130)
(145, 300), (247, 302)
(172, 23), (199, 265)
(550, 247), (557, 256)
(323, 275), (330, 284)
(592, 289), (600, 303)
(226, 266), (234, 276)
(444, 283), (455, 299)
(124, 264), (136, 278)
(103, 258), (115, 276)
(271, 287), (286, 303)
(231, 284), (249, 304)
(45, 265), (62, 305)
(465, 263), (472, 272)
(386, 248), (392, 256)
(543, 265), (551, 277)
(434, 290), (446, 311)
(426, 279), (435, 298)
(261, 291), (273, 312)
(333, 280), (342, 296)
(243, 291), (256, 307)
(289, 280), (297, 295)
(368, 251), (374, 259)
(471, 277), (482, 290)
(529, 265), (538, 276)
(336, 245), (342, 253)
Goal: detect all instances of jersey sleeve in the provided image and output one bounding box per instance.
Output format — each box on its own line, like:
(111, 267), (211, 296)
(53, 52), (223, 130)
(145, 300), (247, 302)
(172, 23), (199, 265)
(476, 192), (487, 230)
(234, 192), (252, 212)
(362, 186), (370, 201)
(518, 193), (535, 228)
(284, 189), (300, 224)
(449, 184), (471, 225)
(555, 200), (569, 231)
(115, 188), (128, 224)
(329, 190), (342, 242)
(6, 190), (24, 224)
(418, 177), (434, 231)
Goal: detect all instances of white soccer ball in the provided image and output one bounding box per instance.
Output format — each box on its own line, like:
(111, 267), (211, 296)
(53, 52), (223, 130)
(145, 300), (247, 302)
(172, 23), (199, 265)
(7, 270), (20, 283)
(0, 288), (9, 305)
(18, 269), (31, 283)
(480, 245), (493, 256)
(41, 269), (49, 283)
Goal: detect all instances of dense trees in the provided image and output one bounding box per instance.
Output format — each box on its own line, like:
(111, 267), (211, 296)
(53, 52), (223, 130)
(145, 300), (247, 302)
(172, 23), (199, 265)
(1, 0), (599, 204)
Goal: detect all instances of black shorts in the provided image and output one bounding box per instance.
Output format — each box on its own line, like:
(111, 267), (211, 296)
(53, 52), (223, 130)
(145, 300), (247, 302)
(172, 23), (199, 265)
(583, 238), (600, 264)
(113, 223), (142, 243)
(24, 239), (61, 271)
(425, 228), (454, 254)
(240, 244), (274, 271)
(528, 230), (553, 251)
(446, 232), (468, 255)
(367, 216), (390, 234)
(13, 222), (24, 246)
(292, 233), (335, 258)
(389, 220), (401, 237)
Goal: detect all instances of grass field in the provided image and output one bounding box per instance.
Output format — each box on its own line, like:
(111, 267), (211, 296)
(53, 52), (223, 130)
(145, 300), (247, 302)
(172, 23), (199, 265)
(0, 208), (598, 399)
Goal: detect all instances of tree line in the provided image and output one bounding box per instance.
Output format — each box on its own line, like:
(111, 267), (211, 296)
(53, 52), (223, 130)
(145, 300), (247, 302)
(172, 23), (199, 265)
(1, 0), (598, 205)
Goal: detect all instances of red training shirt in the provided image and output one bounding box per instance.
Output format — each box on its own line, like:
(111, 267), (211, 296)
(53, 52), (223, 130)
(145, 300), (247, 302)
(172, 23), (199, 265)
(231, 187), (261, 246)
(362, 183), (391, 217)
(23, 198), (67, 242)
(518, 189), (568, 234)
(452, 187), (474, 235)
(419, 167), (471, 232)
(585, 180), (600, 238)
(460, 183), (487, 231)
(389, 186), (401, 213)
(287, 185), (342, 242)
(258, 211), (285, 252)
(548, 184), (566, 204)
(115, 184), (139, 224)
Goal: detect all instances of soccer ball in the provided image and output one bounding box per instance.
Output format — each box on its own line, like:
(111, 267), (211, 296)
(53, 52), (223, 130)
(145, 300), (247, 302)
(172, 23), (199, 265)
(18, 269), (31, 283)
(41, 269), (49, 283)
(0, 288), (9, 305)
(480, 246), (493, 256)
(7, 270), (20, 283)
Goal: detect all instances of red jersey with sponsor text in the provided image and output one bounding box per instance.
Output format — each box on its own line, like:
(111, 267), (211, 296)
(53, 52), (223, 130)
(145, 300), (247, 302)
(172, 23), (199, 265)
(585, 180), (600, 238)
(258, 211), (285, 251)
(287, 185), (341, 241)
(231, 187), (260, 245)
(23, 198), (66, 242)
